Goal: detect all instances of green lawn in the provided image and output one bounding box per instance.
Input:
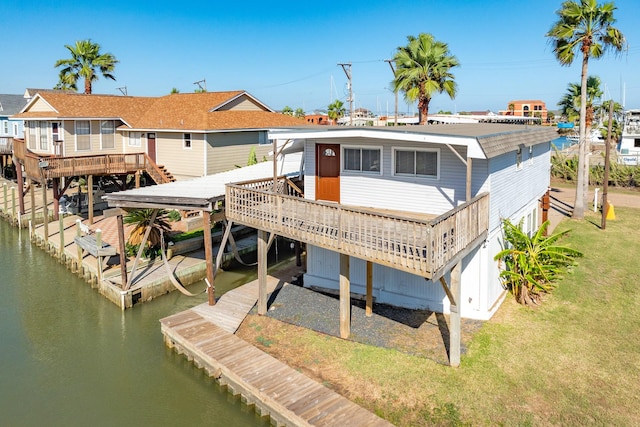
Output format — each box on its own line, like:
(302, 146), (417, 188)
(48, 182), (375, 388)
(238, 207), (640, 426)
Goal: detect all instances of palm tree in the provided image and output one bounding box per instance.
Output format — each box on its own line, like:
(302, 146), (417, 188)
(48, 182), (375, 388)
(54, 39), (118, 94)
(281, 106), (294, 116)
(124, 209), (171, 250)
(558, 76), (603, 126)
(392, 33), (459, 125)
(294, 108), (305, 118)
(327, 100), (345, 125)
(547, 0), (625, 219)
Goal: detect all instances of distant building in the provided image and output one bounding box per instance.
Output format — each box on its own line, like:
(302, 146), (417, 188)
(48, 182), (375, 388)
(305, 114), (330, 125)
(500, 100), (548, 122)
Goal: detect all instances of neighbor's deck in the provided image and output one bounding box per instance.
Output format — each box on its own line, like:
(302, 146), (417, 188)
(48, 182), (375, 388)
(160, 277), (392, 427)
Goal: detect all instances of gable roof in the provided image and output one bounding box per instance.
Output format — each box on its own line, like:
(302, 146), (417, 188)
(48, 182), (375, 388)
(13, 91), (306, 131)
(0, 94), (28, 116)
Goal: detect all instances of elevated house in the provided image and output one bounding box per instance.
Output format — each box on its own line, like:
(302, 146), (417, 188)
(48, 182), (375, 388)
(10, 90), (305, 220)
(224, 123), (557, 365)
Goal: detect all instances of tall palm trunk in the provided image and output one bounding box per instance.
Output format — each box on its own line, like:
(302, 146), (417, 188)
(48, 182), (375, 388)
(573, 53), (589, 219)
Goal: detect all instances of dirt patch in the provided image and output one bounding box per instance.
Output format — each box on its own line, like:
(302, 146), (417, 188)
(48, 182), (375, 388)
(239, 283), (483, 365)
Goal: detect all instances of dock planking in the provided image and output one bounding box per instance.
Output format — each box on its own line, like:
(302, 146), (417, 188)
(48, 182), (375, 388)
(161, 279), (393, 427)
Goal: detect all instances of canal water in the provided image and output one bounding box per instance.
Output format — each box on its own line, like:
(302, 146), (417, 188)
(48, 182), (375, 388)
(0, 219), (272, 427)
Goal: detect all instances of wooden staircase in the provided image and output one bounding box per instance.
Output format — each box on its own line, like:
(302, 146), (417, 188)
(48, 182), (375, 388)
(156, 165), (176, 183)
(143, 155), (176, 184)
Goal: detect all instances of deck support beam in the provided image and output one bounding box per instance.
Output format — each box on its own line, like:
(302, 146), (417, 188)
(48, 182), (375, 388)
(116, 212), (128, 287)
(29, 178), (35, 225)
(439, 262), (462, 367)
(366, 261), (373, 317)
(339, 253), (350, 339)
(203, 210), (216, 306)
(88, 175), (94, 225)
(16, 160), (25, 215)
(257, 229), (268, 315)
(52, 178), (60, 220)
(42, 179), (48, 242)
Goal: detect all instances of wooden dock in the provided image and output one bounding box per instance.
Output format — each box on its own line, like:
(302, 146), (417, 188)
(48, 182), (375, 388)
(160, 278), (393, 427)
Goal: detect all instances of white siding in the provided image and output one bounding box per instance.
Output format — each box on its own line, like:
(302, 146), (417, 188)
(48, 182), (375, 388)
(302, 137), (551, 320)
(304, 138), (470, 216)
(487, 142), (550, 232)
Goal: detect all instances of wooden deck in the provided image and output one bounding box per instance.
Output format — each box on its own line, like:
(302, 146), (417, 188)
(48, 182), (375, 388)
(160, 279), (393, 427)
(226, 179), (489, 280)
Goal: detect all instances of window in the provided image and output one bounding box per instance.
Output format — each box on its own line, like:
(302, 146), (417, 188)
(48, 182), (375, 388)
(343, 147), (381, 173)
(52, 122), (60, 142)
(393, 148), (438, 178)
(100, 120), (115, 149)
(516, 147), (523, 169)
(128, 132), (141, 147)
(76, 120), (91, 151)
(3, 121), (7, 134)
(39, 121), (48, 150)
(183, 133), (192, 149)
(13, 123), (18, 136)
(28, 122), (36, 149)
(258, 132), (269, 145)
(528, 145), (534, 165)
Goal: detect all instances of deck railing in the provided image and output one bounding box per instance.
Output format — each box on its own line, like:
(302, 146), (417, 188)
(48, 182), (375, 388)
(226, 179), (488, 279)
(13, 139), (174, 183)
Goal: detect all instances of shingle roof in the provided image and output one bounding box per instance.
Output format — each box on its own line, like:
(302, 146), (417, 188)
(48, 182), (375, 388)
(0, 94), (28, 116)
(13, 91), (306, 130)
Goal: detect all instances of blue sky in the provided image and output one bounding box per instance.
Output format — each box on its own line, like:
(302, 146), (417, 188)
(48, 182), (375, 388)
(2, 0), (639, 115)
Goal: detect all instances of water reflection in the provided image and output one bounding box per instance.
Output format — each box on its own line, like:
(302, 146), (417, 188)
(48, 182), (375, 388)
(0, 220), (270, 426)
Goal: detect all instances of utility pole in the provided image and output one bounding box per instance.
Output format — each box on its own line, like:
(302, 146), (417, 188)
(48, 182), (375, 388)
(602, 100), (614, 230)
(193, 79), (206, 92)
(338, 63), (353, 125)
(385, 59), (398, 126)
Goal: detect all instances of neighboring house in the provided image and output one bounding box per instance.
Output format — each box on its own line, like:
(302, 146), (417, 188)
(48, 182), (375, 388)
(228, 124), (557, 321)
(0, 94), (28, 177)
(13, 91), (306, 180)
(0, 94), (27, 140)
(500, 100), (548, 121)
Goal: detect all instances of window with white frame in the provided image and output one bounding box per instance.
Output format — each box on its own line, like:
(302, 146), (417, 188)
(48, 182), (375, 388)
(343, 146), (381, 173)
(13, 123), (18, 136)
(28, 122), (37, 149)
(183, 133), (192, 149)
(39, 121), (48, 150)
(76, 120), (91, 151)
(52, 122), (61, 142)
(393, 148), (439, 178)
(128, 132), (141, 147)
(101, 120), (115, 149)
(3, 120), (7, 134)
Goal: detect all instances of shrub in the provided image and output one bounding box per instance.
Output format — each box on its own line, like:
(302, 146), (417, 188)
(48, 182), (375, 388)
(494, 219), (583, 306)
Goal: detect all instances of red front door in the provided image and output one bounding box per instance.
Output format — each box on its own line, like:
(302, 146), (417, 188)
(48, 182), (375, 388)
(316, 144), (340, 203)
(147, 133), (156, 162)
